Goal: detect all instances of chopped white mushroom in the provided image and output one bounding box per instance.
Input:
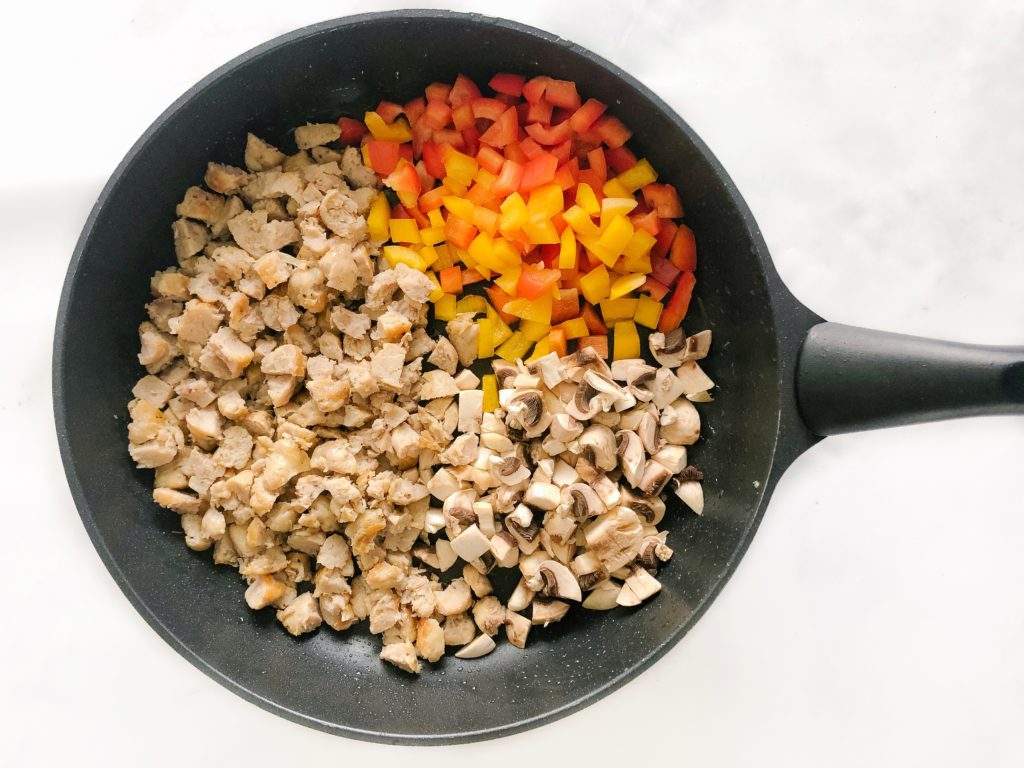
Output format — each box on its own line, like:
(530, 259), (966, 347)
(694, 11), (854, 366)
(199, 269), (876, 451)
(454, 633), (496, 659)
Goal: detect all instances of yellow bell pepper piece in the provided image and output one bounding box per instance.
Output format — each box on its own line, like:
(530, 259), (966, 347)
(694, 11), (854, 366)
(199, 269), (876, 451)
(443, 196), (475, 221)
(493, 265), (521, 294)
(427, 208), (445, 228)
(424, 271), (445, 303)
(419, 245), (440, 268)
(364, 111), (413, 143)
(614, 159), (658, 193)
(455, 295), (489, 316)
(434, 293), (457, 321)
(527, 338), (552, 362)
(579, 265), (611, 305)
(472, 206), (499, 237)
(599, 197), (638, 228)
(580, 236), (619, 268)
(633, 294), (664, 329)
(498, 192), (528, 231)
(389, 218), (420, 244)
(491, 238), (522, 271)
(575, 182), (600, 216)
(478, 317), (495, 358)
(361, 144), (372, 168)
(598, 216), (634, 257)
(367, 193), (390, 242)
(601, 178), (631, 199)
(609, 273), (647, 300)
(467, 232), (495, 270)
(526, 183), (564, 219)
(623, 229), (657, 261)
(557, 317), (589, 339)
(482, 375), (499, 413)
(442, 149), (478, 187)
(620, 252), (652, 275)
(430, 244), (454, 271)
(419, 225), (446, 246)
(555, 228), (576, 271)
(489, 310), (514, 346)
(519, 320), (552, 342)
(612, 320), (641, 361)
(474, 168), (497, 188)
(496, 331), (532, 362)
(503, 294), (553, 325)
(382, 245), (426, 271)
(600, 298), (639, 323)
(523, 219), (559, 245)
(443, 176), (469, 196)
(563, 205), (600, 236)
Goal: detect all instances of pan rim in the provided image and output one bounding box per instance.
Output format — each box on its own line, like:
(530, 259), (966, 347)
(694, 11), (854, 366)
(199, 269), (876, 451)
(52, 9), (790, 744)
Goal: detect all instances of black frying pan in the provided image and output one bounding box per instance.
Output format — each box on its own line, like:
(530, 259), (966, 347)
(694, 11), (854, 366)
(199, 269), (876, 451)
(52, 11), (1024, 745)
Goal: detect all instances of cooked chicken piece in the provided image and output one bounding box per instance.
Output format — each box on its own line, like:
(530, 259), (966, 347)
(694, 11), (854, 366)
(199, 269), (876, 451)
(138, 323), (176, 373)
(260, 344), (306, 377)
(369, 344), (406, 391)
(174, 378), (216, 407)
(176, 186), (226, 225)
(172, 218), (209, 261)
(287, 266), (328, 312)
(320, 591), (357, 631)
(319, 189), (369, 240)
(152, 487), (202, 514)
(253, 250), (293, 289)
(185, 406), (223, 450)
(340, 147), (378, 189)
(305, 378), (349, 413)
(277, 592), (322, 636)
(294, 122), (342, 149)
(132, 375), (173, 408)
(392, 263), (436, 303)
(199, 327), (253, 379)
(244, 133), (286, 171)
(389, 423), (421, 465)
(205, 162), (250, 195)
(227, 210), (299, 256)
(171, 300), (223, 345)
(380, 641), (421, 674)
(372, 308), (413, 343)
(330, 305), (370, 338)
(446, 314), (480, 367)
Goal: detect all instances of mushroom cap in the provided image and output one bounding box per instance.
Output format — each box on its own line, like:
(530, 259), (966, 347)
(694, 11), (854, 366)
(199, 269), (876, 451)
(563, 483), (605, 520)
(616, 429), (646, 488)
(531, 598), (571, 625)
(529, 560), (583, 601)
(578, 424), (618, 472)
(454, 633), (497, 659)
(503, 609), (531, 649)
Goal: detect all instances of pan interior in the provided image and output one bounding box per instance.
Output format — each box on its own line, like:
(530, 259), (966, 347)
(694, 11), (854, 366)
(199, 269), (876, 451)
(55, 13), (782, 742)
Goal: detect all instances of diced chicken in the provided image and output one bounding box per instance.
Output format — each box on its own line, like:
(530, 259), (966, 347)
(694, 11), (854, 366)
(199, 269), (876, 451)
(369, 344), (406, 392)
(176, 186), (226, 225)
(340, 147), (378, 189)
(294, 122), (342, 149)
(253, 250), (293, 289)
(152, 487), (201, 514)
(205, 162), (250, 195)
(380, 641), (421, 674)
(446, 314), (480, 367)
(171, 301), (223, 345)
(260, 344), (306, 377)
(132, 375), (173, 407)
(227, 210), (299, 256)
(318, 189), (369, 240)
(244, 133), (286, 171)
(172, 218), (209, 261)
(276, 592), (322, 636)
(330, 305), (371, 338)
(426, 336), (458, 375)
(199, 327), (253, 379)
(392, 263), (436, 303)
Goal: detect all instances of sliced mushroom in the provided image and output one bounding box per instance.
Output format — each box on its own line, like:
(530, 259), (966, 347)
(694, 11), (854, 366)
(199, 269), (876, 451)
(442, 489), (478, 536)
(593, 476), (622, 511)
(472, 595), (506, 636)
(525, 560), (582, 601)
(454, 633), (496, 659)
(563, 483), (605, 520)
(578, 424), (617, 472)
(505, 390), (544, 431)
(435, 538), (458, 571)
(531, 598), (570, 626)
(503, 609), (531, 649)
(581, 580), (620, 610)
(506, 514), (541, 555)
(620, 487), (666, 526)
(674, 478), (705, 515)
(610, 357), (646, 382)
(615, 582), (642, 607)
(584, 507), (644, 572)
(491, 360), (517, 389)
(650, 328), (711, 367)
(450, 524), (492, 562)
(490, 454), (531, 485)
(652, 444), (688, 473)
(675, 361), (715, 396)
(636, 461), (673, 496)
(549, 412), (584, 442)
(489, 531), (519, 568)
(571, 551), (608, 590)
(524, 481), (561, 510)
(463, 563), (493, 597)
(507, 577), (536, 612)
(624, 565), (662, 601)
(660, 398), (701, 445)
(652, 367), (687, 409)
(637, 534), (674, 573)
(561, 345), (611, 381)
(637, 409), (659, 454)
(616, 430), (646, 488)
(626, 364), (657, 402)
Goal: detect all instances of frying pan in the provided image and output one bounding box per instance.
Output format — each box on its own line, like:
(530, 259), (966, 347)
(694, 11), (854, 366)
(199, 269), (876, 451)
(52, 10), (1024, 745)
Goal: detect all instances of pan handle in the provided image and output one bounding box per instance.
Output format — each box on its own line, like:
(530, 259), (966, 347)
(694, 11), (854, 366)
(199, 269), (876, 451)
(795, 322), (1024, 435)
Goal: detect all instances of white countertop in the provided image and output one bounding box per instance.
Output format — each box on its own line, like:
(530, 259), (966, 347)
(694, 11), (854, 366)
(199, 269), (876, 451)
(3, 1), (1023, 764)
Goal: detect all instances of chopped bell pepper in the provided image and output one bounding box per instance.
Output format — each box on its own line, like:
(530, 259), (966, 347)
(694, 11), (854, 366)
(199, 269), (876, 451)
(438, 266), (464, 294)
(599, 197), (639, 228)
(482, 375), (499, 412)
(600, 298), (638, 323)
(388, 218), (420, 244)
(612, 321), (640, 361)
(516, 265), (561, 300)
(578, 334), (609, 359)
(668, 223), (697, 272)
(609, 273), (646, 300)
(477, 317), (495, 358)
(615, 159), (657, 193)
(503, 293), (553, 324)
(558, 316), (589, 339)
(579, 264), (611, 305)
(527, 337), (552, 362)
(582, 302), (607, 334)
(364, 111), (413, 143)
(574, 182), (600, 216)
(365, 140), (401, 174)
(434, 293), (457, 321)
(382, 245), (427, 271)
(519, 319), (552, 341)
(547, 327), (568, 357)
(598, 216), (634, 258)
(633, 294), (664, 329)
(558, 227), (577, 270)
(496, 331), (533, 362)
(550, 287), (580, 325)
(455, 295), (489, 315)
(367, 193), (390, 241)
(657, 271), (696, 333)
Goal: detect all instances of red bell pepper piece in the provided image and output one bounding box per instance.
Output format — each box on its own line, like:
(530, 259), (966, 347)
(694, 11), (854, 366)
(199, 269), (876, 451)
(425, 82), (452, 103)
(438, 266), (464, 294)
(578, 334), (609, 358)
(448, 74), (482, 107)
(517, 265), (562, 300)
(490, 159), (524, 197)
(476, 145), (504, 174)
(444, 216), (478, 250)
(657, 271), (696, 333)
(525, 120), (572, 146)
(568, 98), (608, 132)
(431, 129), (465, 149)
(586, 147), (608, 182)
(642, 183), (684, 218)
(551, 141), (573, 165)
(337, 117), (368, 145)
(543, 79), (581, 110)
(527, 97), (554, 125)
(421, 142), (446, 179)
(461, 125), (481, 156)
(629, 209), (660, 236)
(398, 144), (414, 164)
(489, 72), (526, 97)
(519, 153), (559, 193)
(417, 184), (449, 212)
(404, 97), (426, 125)
(462, 269), (486, 286)
(550, 288), (580, 325)
(668, 224), (697, 272)
(650, 256), (681, 287)
(479, 106), (519, 148)
(376, 100), (403, 123)
(553, 161), (577, 191)
(423, 99), (452, 129)
(383, 161), (421, 207)
(593, 115), (633, 148)
(484, 285), (520, 325)
(471, 97), (508, 122)
(652, 219), (678, 259)
(582, 303), (607, 334)
(640, 276), (671, 301)
(399, 203), (429, 229)
(606, 146), (638, 174)
(519, 137), (544, 160)
(522, 76), (548, 104)
(451, 103), (475, 131)
(365, 140), (400, 174)
(539, 243), (561, 269)
(576, 169), (605, 194)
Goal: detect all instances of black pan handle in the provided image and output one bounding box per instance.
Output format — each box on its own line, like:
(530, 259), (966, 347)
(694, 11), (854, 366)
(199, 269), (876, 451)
(796, 322), (1024, 435)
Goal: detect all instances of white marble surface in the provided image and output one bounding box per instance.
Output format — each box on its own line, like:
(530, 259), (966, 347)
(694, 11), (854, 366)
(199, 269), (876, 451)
(2, 1), (1023, 765)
